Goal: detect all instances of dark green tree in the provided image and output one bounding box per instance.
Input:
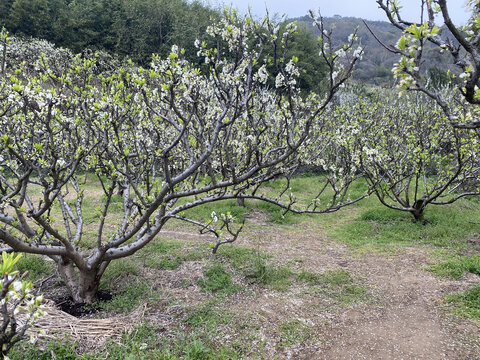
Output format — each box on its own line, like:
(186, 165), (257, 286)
(7, 0), (34, 36)
(0, 0), (15, 27)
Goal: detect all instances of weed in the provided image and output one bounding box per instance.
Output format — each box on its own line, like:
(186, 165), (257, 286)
(183, 199), (248, 224)
(184, 299), (231, 329)
(360, 207), (412, 223)
(184, 339), (211, 359)
(322, 269), (353, 285)
(244, 251), (294, 291)
(100, 257), (140, 289)
(295, 270), (320, 284)
(216, 245), (255, 271)
(141, 240), (207, 270)
(249, 201), (301, 224)
(9, 337), (83, 360)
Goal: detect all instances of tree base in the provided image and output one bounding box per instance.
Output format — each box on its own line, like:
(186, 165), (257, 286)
(54, 290), (113, 317)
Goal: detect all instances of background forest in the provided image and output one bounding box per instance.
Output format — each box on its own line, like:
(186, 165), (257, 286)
(0, 0), (456, 87)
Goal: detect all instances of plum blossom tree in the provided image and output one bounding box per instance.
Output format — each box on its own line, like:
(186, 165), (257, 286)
(376, 0), (480, 130)
(0, 11), (364, 304)
(330, 90), (480, 222)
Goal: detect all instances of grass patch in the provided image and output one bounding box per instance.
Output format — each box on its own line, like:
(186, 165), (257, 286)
(243, 252), (294, 291)
(140, 239), (207, 270)
(198, 262), (241, 294)
(305, 269), (369, 305)
(184, 298), (232, 329)
(10, 322), (249, 360)
(9, 338), (80, 360)
(100, 257), (140, 288)
(279, 319), (311, 346)
(249, 201), (302, 224)
(360, 207), (412, 223)
(15, 254), (51, 282)
(101, 279), (153, 313)
(215, 245), (293, 290)
(447, 285), (480, 321)
(332, 197), (480, 251)
(428, 256), (480, 279)
(183, 199), (249, 225)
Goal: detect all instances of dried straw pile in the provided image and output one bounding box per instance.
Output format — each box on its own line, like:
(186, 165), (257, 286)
(17, 300), (146, 349)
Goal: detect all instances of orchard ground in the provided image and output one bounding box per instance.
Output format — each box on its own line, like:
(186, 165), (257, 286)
(9, 175), (480, 359)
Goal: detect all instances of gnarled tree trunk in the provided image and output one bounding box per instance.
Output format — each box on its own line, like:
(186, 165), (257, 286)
(56, 257), (108, 304)
(410, 199), (426, 223)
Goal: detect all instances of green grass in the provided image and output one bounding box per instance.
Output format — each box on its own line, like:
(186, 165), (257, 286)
(215, 245), (295, 290)
(428, 256), (480, 279)
(198, 262), (241, 294)
(101, 279), (153, 313)
(217, 246), (292, 288)
(332, 197), (480, 251)
(250, 200), (303, 224)
(100, 257), (140, 287)
(447, 285), (480, 321)
(10, 322), (251, 360)
(243, 251), (294, 290)
(183, 199), (249, 224)
(184, 298), (232, 329)
(15, 254), (52, 282)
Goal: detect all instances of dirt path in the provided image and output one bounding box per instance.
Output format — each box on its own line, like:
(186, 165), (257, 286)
(320, 251), (476, 360)
(159, 222), (480, 359)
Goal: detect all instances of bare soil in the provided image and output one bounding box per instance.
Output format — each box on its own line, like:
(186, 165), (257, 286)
(158, 220), (480, 359)
(53, 290), (113, 317)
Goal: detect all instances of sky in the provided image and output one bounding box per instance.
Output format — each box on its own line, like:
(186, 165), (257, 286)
(203, 0), (471, 24)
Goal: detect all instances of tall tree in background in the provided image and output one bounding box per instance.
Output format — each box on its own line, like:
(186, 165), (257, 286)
(6, 0), (34, 36)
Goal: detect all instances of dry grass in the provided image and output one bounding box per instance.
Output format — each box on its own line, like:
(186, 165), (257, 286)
(19, 300), (147, 350)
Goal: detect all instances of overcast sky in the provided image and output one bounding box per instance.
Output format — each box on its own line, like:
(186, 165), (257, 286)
(203, 0), (470, 24)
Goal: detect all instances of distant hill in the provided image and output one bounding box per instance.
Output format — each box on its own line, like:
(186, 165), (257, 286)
(294, 15), (456, 86)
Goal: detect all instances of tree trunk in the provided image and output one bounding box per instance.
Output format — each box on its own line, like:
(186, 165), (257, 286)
(57, 258), (101, 304)
(410, 209), (425, 222)
(411, 199), (426, 222)
(236, 197), (245, 207)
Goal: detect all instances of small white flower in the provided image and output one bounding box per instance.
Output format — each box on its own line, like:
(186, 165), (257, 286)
(211, 211), (218, 223)
(275, 73), (285, 88)
(335, 48), (346, 58)
(12, 280), (22, 292)
(353, 46), (363, 59)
